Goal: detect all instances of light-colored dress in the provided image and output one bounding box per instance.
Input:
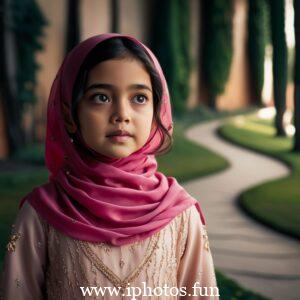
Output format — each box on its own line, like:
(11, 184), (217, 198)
(0, 201), (219, 299)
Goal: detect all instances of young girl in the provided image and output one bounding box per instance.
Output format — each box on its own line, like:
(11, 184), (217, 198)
(1, 33), (219, 299)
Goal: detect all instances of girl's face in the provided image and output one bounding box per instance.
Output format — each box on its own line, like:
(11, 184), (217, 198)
(77, 57), (155, 158)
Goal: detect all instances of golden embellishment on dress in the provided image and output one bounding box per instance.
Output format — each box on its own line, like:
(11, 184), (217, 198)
(128, 237), (144, 253)
(7, 232), (21, 252)
(91, 262), (97, 274)
(98, 242), (112, 254)
(77, 231), (160, 294)
(202, 228), (210, 252)
(178, 207), (191, 260)
(15, 278), (21, 288)
(119, 259), (125, 268)
(129, 244), (136, 253)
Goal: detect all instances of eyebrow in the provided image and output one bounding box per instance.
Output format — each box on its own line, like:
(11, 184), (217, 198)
(84, 83), (153, 93)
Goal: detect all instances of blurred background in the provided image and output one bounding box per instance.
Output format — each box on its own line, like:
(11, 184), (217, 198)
(0, 0), (299, 299)
(0, 0), (298, 157)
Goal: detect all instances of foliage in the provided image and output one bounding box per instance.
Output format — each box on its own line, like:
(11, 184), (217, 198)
(9, 0), (47, 107)
(11, 143), (45, 165)
(201, 0), (234, 109)
(150, 0), (192, 116)
(216, 270), (270, 300)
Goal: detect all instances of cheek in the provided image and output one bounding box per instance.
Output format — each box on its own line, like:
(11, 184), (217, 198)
(78, 108), (106, 134)
(135, 110), (154, 139)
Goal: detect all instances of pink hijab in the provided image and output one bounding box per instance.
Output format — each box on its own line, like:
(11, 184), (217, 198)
(20, 33), (206, 246)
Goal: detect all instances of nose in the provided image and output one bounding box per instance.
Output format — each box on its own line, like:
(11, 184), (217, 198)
(110, 98), (131, 124)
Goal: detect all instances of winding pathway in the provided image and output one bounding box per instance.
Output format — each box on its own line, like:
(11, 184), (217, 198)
(182, 118), (300, 300)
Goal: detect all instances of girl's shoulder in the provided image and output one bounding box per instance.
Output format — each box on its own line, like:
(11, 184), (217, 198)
(11, 200), (48, 238)
(173, 204), (200, 256)
(177, 203), (208, 246)
(179, 204), (204, 227)
(189, 203), (205, 226)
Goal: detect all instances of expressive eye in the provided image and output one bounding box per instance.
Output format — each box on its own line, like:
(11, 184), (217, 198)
(90, 94), (110, 103)
(133, 94), (148, 104)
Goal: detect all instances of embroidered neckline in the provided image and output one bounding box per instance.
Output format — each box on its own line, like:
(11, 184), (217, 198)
(77, 232), (160, 291)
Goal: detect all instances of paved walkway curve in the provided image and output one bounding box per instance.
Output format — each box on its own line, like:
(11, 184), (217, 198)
(182, 118), (300, 300)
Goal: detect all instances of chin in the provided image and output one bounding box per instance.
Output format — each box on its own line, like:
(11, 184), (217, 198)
(106, 150), (133, 159)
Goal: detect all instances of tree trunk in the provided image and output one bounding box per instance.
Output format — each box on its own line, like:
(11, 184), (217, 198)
(0, 0), (25, 157)
(207, 93), (217, 111)
(294, 0), (300, 151)
(247, 0), (267, 106)
(111, 0), (120, 33)
(66, 0), (80, 54)
(269, 0), (288, 136)
(295, 85), (300, 151)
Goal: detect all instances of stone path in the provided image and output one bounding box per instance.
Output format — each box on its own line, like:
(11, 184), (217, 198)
(182, 118), (300, 300)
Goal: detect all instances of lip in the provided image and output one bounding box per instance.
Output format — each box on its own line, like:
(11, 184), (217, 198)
(108, 135), (131, 143)
(106, 130), (133, 137)
(106, 129), (133, 143)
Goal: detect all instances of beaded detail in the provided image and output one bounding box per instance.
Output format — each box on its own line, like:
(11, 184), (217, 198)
(6, 232), (21, 252)
(15, 278), (21, 288)
(202, 227), (210, 252)
(119, 259), (125, 268)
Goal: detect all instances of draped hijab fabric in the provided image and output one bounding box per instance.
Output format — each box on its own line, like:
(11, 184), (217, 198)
(20, 33), (206, 246)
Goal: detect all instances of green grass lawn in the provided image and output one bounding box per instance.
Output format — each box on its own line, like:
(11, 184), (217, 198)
(218, 113), (300, 240)
(157, 122), (229, 182)
(0, 117), (268, 300)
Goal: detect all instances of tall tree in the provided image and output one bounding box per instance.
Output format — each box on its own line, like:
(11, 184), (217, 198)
(150, 0), (192, 116)
(0, 0), (46, 156)
(268, 0), (288, 136)
(66, 0), (80, 53)
(201, 0), (234, 110)
(177, 0), (192, 113)
(247, 0), (268, 106)
(294, 0), (300, 151)
(111, 0), (120, 33)
(0, 0), (23, 155)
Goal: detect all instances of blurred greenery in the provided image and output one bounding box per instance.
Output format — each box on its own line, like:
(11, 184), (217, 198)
(216, 270), (269, 300)
(0, 168), (48, 271)
(10, 0), (47, 106)
(11, 143), (45, 165)
(201, 0), (234, 109)
(157, 122), (229, 182)
(150, 0), (192, 116)
(218, 113), (300, 239)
